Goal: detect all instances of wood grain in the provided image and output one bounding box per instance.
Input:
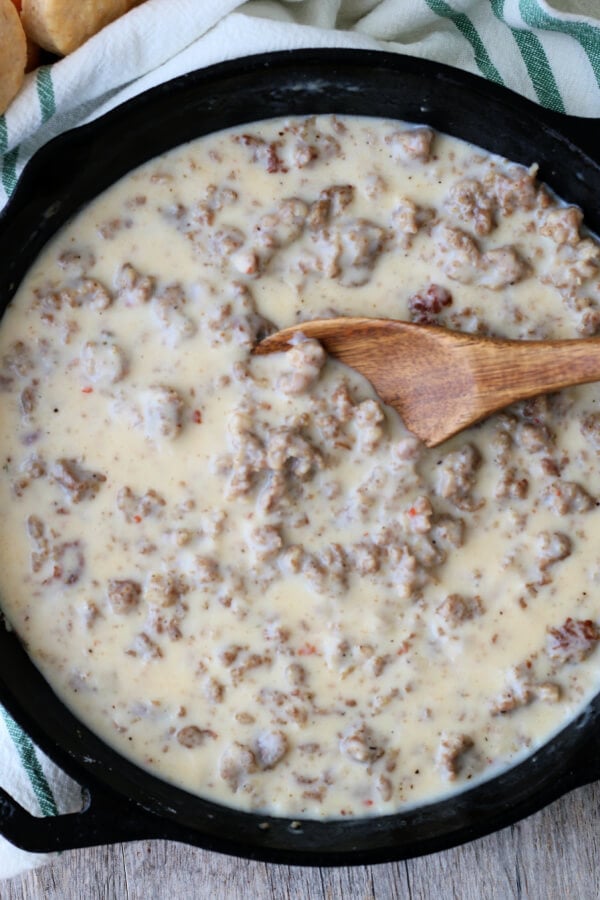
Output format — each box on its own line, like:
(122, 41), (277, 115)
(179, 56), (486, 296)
(256, 318), (600, 447)
(4, 782), (600, 899)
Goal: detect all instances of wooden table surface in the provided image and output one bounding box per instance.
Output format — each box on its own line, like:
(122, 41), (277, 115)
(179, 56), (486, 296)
(3, 780), (599, 899)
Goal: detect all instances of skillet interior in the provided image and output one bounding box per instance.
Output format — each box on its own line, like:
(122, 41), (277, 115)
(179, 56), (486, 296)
(1, 49), (600, 865)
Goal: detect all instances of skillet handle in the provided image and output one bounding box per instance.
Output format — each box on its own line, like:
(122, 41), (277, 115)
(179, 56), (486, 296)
(0, 784), (164, 852)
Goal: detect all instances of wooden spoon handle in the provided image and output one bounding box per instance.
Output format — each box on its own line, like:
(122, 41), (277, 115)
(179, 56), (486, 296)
(468, 337), (600, 403)
(459, 334), (600, 406)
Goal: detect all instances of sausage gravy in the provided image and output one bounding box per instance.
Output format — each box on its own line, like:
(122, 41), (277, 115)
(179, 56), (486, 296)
(1, 115), (600, 818)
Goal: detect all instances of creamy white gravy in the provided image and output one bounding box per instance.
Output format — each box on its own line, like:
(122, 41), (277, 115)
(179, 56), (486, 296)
(1, 115), (600, 819)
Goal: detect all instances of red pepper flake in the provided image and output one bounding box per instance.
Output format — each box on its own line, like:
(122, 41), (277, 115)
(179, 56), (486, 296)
(298, 643), (317, 656)
(193, 409), (203, 424)
(408, 506), (417, 517)
(133, 515), (142, 524)
(363, 799), (374, 807)
(81, 386), (93, 394)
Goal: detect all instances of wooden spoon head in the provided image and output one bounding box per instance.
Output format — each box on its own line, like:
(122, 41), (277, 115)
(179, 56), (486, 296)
(255, 318), (480, 447)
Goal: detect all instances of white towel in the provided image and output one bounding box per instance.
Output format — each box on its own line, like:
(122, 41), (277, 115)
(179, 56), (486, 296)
(1, 0), (599, 879)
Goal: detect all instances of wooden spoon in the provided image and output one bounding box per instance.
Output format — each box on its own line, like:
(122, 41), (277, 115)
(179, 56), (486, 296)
(254, 317), (600, 447)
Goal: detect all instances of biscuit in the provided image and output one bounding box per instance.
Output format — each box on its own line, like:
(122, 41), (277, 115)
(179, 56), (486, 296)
(21, 0), (145, 56)
(0, 0), (27, 114)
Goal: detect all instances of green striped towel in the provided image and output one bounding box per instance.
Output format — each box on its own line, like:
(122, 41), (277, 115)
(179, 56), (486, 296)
(1, 0), (600, 209)
(0, 707), (84, 878)
(1, 0), (599, 880)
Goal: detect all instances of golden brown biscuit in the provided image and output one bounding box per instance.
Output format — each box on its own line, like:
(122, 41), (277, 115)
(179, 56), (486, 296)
(0, 0), (27, 114)
(21, 0), (145, 56)
(7, 0), (40, 71)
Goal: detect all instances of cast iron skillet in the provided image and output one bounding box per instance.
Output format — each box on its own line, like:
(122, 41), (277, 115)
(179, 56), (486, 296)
(1, 49), (600, 866)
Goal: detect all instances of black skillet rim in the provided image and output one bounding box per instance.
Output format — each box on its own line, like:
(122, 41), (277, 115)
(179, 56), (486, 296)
(1, 48), (600, 865)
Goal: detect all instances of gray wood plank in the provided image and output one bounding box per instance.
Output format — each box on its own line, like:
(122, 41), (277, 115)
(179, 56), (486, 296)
(405, 782), (600, 900)
(3, 783), (599, 900)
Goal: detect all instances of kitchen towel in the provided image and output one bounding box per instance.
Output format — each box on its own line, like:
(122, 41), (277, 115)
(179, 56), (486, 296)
(0, 0), (599, 880)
